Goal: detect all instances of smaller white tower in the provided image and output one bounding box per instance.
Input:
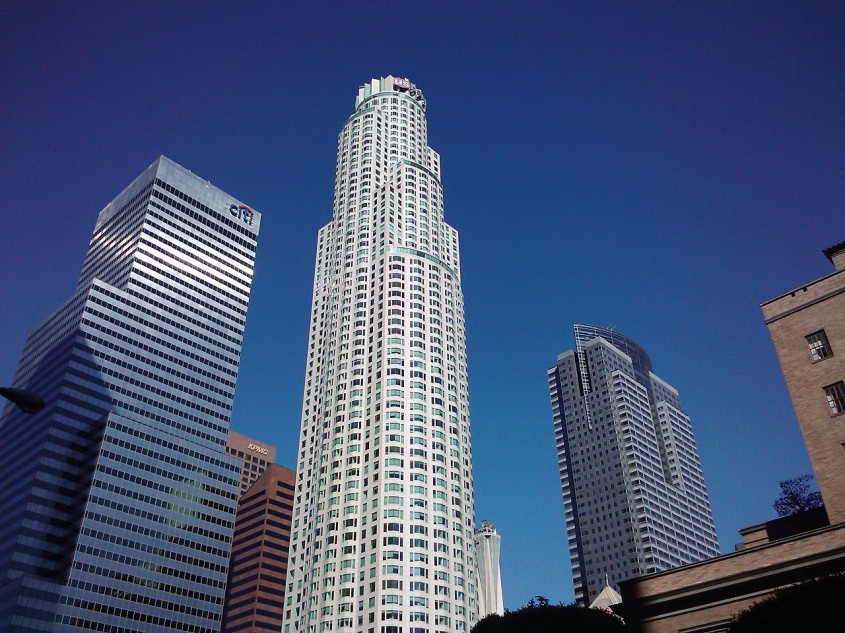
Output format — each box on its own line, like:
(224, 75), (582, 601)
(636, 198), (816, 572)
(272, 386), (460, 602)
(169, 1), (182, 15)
(474, 520), (504, 619)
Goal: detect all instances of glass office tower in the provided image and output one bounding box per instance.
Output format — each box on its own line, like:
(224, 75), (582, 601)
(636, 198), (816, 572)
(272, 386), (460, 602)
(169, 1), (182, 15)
(548, 324), (719, 606)
(0, 156), (260, 632)
(283, 77), (476, 633)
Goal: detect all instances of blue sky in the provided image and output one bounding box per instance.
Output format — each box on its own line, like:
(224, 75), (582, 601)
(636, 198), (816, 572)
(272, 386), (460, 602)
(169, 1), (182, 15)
(1, 1), (842, 609)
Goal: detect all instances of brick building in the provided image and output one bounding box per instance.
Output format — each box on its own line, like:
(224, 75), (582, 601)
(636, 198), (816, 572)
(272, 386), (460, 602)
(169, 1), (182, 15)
(761, 240), (845, 523)
(222, 463), (296, 633)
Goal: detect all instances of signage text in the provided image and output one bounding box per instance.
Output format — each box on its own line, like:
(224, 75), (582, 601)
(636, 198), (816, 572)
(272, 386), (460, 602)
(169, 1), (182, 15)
(229, 203), (256, 226)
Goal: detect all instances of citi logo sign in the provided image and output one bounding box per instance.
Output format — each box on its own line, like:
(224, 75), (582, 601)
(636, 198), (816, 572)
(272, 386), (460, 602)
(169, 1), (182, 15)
(229, 203), (255, 226)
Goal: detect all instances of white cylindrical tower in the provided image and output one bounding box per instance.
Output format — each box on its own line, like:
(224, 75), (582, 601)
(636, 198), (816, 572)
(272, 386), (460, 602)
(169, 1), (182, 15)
(474, 521), (504, 620)
(283, 77), (475, 633)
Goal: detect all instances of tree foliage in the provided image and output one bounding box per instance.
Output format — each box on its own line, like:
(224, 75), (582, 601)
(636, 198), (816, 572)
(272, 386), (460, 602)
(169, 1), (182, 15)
(773, 474), (823, 517)
(727, 573), (845, 633)
(471, 597), (626, 633)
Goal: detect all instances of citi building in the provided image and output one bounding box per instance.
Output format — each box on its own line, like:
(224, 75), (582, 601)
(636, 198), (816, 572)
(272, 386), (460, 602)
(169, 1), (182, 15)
(283, 77), (476, 633)
(0, 156), (260, 632)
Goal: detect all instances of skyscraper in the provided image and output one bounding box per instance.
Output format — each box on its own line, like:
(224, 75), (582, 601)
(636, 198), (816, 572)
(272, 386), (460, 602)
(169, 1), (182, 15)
(223, 463), (296, 633)
(0, 156), (260, 632)
(547, 324), (719, 606)
(227, 428), (278, 496)
(473, 521), (504, 620)
(283, 77), (476, 633)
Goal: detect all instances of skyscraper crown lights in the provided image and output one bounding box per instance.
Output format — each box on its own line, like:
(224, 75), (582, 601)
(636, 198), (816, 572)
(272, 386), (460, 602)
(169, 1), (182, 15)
(356, 75), (427, 111)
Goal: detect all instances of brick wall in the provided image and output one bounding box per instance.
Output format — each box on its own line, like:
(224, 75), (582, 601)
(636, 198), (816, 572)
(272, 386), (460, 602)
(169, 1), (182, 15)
(762, 267), (845, 523)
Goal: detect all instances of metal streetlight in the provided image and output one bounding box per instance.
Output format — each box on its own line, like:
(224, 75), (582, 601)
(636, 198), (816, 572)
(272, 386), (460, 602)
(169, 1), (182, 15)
(0, 387), (46, 414)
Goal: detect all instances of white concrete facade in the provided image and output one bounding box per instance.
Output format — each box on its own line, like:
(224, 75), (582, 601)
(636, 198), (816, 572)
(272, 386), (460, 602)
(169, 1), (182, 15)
(473, 521), (504, 619)
(283, 77), (476, 633)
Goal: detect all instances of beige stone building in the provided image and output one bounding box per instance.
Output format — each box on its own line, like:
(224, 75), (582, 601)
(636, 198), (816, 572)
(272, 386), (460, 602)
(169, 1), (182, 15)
(618, 241), (845, 633)
(761, 240), (845, 523)
(226, 428), (277, 496)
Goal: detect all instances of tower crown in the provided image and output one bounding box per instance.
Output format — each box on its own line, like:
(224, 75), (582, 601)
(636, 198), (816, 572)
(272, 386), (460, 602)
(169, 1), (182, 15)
(355, 75), (426, 111)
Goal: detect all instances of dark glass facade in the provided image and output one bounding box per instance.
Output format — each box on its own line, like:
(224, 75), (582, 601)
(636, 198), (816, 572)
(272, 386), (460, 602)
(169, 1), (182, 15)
(0, 156), (260, 631)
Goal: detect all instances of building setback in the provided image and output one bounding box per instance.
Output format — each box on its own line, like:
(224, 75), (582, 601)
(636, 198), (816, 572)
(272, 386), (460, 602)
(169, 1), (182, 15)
(223, 463), (296, 633)
(547, 324), (719, 606)
(227, 428), (277, 496)
(283, 76), (476, 633)
(473, 521), (504, 620)
(0, 156), (260, 632)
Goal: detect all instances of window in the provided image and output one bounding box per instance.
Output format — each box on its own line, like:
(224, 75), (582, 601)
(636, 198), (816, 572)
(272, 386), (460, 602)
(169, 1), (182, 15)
(807, 330), (833, 361)
(824, 382), (845, 415)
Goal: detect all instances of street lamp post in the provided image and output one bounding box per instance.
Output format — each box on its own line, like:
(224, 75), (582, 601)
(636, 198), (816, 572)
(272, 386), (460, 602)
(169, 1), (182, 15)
(0, 387), (46, 414)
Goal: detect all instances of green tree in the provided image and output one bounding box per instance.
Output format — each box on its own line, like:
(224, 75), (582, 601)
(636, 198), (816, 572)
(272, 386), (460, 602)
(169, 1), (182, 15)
(727, 573), (845, 633)
(772, 474), (823, 517)
(471, 598), (626, 633)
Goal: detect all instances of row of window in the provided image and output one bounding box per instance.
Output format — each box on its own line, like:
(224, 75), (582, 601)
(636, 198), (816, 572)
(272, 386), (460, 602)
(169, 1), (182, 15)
(146, 207), (254, 283)
(91, 477), (232, 530)
(93, 284), (243, 365)
(805, 329), (844, 415)
(108, 418), (238, 474)
(153, 178), (257, 245)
